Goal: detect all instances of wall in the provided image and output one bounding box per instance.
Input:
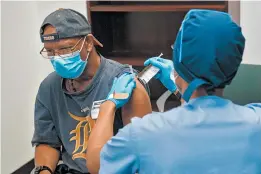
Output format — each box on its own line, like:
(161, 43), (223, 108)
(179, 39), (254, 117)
(240, 1), (261, 65)
(0, 1), (2, 173)
(1, 1), (86, 173)
(224, 1), (261, 104)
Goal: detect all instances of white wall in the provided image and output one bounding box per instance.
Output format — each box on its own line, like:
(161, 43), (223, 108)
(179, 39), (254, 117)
(0, 1), (2, 173)
(241, 1), (261, 65)
(1, 1), (86, 173)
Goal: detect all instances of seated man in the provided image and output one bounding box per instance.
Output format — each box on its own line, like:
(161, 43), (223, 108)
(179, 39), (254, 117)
(31, 8), (152, 174)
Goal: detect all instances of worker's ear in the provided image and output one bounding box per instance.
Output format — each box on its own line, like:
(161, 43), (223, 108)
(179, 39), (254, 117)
(214, 88), (224, 96)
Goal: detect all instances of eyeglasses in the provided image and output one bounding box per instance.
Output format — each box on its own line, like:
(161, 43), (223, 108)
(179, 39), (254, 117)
(40, 37), (85, 59)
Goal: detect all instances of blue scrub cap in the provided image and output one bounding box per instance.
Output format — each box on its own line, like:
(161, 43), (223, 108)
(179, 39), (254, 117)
(173, 9), (245, 102)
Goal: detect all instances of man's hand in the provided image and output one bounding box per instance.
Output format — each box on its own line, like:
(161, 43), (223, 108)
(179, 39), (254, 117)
(144, 57), (177, 93)
(106, 73), (136, 109)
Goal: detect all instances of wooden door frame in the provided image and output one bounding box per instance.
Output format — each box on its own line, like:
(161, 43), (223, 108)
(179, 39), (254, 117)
(228, 1), (240, 25)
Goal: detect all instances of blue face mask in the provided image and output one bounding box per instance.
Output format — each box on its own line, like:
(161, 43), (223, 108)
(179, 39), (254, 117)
(50, 37), (89, 79)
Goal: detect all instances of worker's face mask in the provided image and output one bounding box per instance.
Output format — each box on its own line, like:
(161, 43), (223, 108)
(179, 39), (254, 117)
(171, 71), (182, 93)
(50, 37), (89, 79)
(174, 75), (182, 93)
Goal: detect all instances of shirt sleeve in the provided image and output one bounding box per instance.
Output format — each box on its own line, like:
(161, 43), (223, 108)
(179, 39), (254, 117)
(99, 124), (139, 174)
(245, 103), (261, 124)
(31, 95), (61, 148)
(117, 65), (151, 97)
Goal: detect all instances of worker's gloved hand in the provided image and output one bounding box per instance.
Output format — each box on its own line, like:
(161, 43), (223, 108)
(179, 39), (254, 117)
(144, 57), (177, 93)
(106, 73), (136, 109)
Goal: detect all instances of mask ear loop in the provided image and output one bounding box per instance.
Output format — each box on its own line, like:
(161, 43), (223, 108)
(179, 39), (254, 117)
(79, 36), (87, 52)
(79, 36), (90, 62)
(85, 51), (90, 62)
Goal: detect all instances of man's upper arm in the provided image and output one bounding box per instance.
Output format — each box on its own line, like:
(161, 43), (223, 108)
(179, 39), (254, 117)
(122, 78), (152, 125)
(99, 124), (138, 174)
(32, 95), (61, 148)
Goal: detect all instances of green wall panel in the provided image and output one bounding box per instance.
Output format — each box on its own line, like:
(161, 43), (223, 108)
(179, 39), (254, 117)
(224, 64), (261, 105)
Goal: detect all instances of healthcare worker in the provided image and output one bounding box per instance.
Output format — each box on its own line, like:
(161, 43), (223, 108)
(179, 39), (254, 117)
(87, 10), (261, 174)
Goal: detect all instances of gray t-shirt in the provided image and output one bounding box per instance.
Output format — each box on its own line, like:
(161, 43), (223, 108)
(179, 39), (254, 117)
(32, 56), (135, 173)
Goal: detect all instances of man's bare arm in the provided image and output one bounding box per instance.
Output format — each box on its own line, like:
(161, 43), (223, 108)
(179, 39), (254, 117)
(34, 144), (60, 174)
(122, 78), (152, 125)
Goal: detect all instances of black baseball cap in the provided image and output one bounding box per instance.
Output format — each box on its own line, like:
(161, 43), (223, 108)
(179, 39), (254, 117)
(40, 8), (103, 47)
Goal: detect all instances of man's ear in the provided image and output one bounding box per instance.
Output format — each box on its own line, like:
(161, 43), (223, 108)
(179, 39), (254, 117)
(87, 34), (103, 48)
(85, 35), (94, 52)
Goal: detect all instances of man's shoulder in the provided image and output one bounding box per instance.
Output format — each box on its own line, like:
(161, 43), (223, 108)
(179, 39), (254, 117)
(40, 72), (60, 86)
(103, 57), (132, 77)
(104, 57), (124, 67)
(38, 72), (61, 93)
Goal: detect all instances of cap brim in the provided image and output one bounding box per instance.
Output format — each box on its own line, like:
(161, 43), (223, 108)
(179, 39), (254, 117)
(87, 34), (103, 47)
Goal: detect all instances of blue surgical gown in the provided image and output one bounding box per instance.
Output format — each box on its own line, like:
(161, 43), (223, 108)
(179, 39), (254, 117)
(100, 96), (261, 174)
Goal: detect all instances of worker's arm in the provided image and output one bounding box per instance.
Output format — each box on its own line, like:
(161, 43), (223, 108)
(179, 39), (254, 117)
(121, 78), (152, 125)
(86, 74), (136, 174)
(99, 123), (138, 174)
(32, 96), (62, 173)
(87, 101), (117, 174)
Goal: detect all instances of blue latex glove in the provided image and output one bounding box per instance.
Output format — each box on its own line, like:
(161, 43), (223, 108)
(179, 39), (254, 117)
(106, 73), (136, 109)
(144, 57), (177, 93)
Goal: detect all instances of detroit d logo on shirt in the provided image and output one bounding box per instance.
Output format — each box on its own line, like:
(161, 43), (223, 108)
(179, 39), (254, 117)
(68, 112), (95, 160)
